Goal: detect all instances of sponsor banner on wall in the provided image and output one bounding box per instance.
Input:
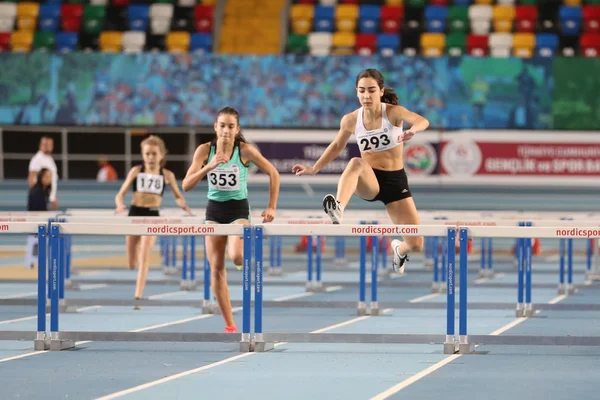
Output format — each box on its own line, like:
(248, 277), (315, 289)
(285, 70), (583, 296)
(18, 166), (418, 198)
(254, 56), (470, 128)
(439, 132), (600, 186)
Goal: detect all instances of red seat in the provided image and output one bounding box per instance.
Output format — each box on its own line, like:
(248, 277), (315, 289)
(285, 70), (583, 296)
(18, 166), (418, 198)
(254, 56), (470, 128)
(515, 6), (538, 33)
(356, 33), (376, 55)
(580, 33), (600, 57)
(61, 4), (83, 19)
(341, 0), (359, 3)
(194, 5), (213, 19)
(194, 5), (213, 33)
(195, 18), (212, 32)
(0, 33), (10, 51)
(430, 0), (448, 5)
(467, 34), (488, 56)
(295, 0), (316, 3)
(381, 6), (404, 34)
(62, 17), (81, 32)
(112, 0), (129, 6)
(583, 6), (600, 33)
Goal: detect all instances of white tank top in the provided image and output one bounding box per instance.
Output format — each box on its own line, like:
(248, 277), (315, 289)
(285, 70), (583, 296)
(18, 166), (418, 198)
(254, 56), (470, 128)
(354, 103), (404, 153)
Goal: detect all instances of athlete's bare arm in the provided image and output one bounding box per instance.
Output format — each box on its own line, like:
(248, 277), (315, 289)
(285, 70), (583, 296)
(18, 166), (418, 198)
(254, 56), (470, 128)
(182, 143), (228, 192)
(388, 105), (430, 141)
(114, 165), (142, 212)
(292, 112), (356, 176)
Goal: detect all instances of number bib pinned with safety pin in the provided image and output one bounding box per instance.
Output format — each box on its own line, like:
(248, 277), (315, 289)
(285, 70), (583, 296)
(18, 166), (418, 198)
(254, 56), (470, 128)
(136, 173), (164, 195)
(356, 125), (404, 153)
(208, 164), (240, 192)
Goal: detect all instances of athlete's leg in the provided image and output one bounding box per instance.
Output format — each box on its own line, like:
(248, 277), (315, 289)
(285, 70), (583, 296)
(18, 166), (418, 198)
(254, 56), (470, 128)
(227, 219), (250, 267)
(206, 233), (236, 329)
(386, 197), (423, 272)
(324, 158), (380, 223)
(126, 235), (141, 270)
(134, 235), (157, 299)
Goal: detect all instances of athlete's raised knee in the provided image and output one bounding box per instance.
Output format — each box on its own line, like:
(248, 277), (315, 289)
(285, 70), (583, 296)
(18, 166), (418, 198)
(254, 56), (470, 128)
(346, 157), (366, 171)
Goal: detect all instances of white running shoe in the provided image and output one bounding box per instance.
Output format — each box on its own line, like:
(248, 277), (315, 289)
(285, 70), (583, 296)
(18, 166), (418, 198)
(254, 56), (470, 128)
(391, 239), (409, 274)
(322, 194), (344, 224)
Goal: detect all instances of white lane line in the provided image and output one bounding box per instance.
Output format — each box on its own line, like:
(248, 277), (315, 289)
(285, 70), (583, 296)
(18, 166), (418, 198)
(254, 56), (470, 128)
(272, 285), (343, 302)
(409, 293), (439, 303)
(369, 295), (570, 400)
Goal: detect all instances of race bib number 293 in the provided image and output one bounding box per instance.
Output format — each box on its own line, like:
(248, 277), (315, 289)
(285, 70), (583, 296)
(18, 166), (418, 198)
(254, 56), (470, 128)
(358, 132), (392, 152)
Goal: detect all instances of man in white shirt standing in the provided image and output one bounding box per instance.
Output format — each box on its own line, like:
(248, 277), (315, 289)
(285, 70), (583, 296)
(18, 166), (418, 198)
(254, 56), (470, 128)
(28, 136), (58, 210)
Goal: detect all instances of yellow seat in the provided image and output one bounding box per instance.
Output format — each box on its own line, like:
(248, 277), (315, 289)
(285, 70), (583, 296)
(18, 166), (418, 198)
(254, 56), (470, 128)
(512, 32), (535, 58)
(493, 6), (515, 33)
(336, 4), (359, 20)
(201, 0), (217, 5)
(474, 0), (493, 4)
(564, 0), (582, 5)
(99, 31), (123, 53)
(166, 31), (190, 53)
(16, 2), (39, 31)
(291, 18), (312, 35)
(291, 4), (314, 20)
(332, 31), (355, 47)
(10, 30), (33, 52)
(385, 0), (403, 5)
(420, 33), (445, 57)
(336, 18), (357, 32)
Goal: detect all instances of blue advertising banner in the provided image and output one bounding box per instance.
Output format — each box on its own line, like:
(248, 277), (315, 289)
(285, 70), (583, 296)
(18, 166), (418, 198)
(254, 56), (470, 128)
(0, 53), (554, 129)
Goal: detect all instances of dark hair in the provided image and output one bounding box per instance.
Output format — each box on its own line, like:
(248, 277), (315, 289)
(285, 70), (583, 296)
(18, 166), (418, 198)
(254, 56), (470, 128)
(355, 69), (398, 106)
(36, 168), (52, 197)
(216, 106), (246, 143)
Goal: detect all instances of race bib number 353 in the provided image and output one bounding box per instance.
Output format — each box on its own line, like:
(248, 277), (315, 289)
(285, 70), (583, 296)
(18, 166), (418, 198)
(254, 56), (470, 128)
(209, 165), (240, 191)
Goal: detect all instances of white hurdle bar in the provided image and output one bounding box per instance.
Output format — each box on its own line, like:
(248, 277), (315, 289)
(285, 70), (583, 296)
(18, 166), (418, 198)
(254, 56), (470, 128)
(46, 222), (251, 351)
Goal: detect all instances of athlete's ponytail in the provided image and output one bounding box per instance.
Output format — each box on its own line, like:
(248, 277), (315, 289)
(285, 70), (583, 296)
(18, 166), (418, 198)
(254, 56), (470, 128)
(216, 106), (247, 143)
(356, 68), (399, 105)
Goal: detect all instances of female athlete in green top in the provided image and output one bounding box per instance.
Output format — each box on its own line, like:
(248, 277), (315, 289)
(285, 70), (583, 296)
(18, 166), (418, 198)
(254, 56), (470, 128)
(182, 107), (280, 333)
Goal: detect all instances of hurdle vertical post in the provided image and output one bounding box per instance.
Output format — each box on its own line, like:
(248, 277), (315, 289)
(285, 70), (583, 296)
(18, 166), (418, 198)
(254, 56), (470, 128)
(34, 224), (49, 351)
(524, 222), (534, 317)
(314, 235), (324, 292)
(566, 219), (575, 294)
(370, 222), (380, 316)
(444, 227), (457, 354)
(516, 222), (525, 317)
(458, 227), (472, 354)
(253, 226), (273, 352)
(439, 234), (447, 293)
(479, 237), (487, 278)
(240, 226), (253, 352)
(306, 235), (313, 292)
(202, 237), (213, 314)
(486, 237), (493, 278)
(49, 225), (74, 351)
(180, 236), (189, 290)
(358, 221), (367, 316)
(276, 236), (282, 273)
(189, 236), (196, 286)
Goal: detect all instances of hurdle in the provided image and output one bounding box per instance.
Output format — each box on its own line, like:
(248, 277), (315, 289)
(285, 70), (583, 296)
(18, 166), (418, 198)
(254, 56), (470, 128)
(41, 222), (252, 351)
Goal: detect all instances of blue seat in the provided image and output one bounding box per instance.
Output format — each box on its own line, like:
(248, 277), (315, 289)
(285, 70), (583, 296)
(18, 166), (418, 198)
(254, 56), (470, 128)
(535, 33), (559, 58)
(359, 5), (380, 34)
(377, 33), (400, 56)
(559, 6), (583, 36)
(425, 6), (447, 33)
(452, 0), (471, 6)
(55, 32), (78, 52)
(45, 0), (63, 4)
(39, 5), (61, 33)
(128, 5), (150, 32)
(314, 6), (334, 33)
(190, 33), (212, 52)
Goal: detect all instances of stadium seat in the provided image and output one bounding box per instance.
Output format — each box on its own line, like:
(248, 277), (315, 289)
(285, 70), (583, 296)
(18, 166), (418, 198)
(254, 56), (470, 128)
(381, 6), (403, 33)
(535, 32), (559, 57)
(16, 2), (39, 31)
(99, 30), (122, 52)
(287, 33), (308, 53)
(446, 32), (466, 55)
(150, 3), (174, 35)
(320, 0), (337, 5)
(420, 32), (445, 56)
(404, 3), (425, 32)
(83, 5), (106, 35)
(469, 5), (492, 35)
(452, 0), (472, 5)
(122, 30), (145, 53)
(55, 32), (78, 52)
(515, 5), (537, 33)
(194, 5), (213, 33)
(314, 6), (334, 32)
(448, 6), (469, 33)
(560, 6), (583, 36)
(497, 0), (515, 4)
(583, 6), (600, 32)
(308, 32), (332, 55)
(0, 32), (9, 51)
(331, 31), (355, 54)
(512, 32), (534, 57)
(166, 31), (189, 53)
(406, 0), (425, 6)
(430, 0), (448, 5)
(580, 32), (600, 56)
(33, 31), (54, 51)
(355, 32), (376, 55)
(61, 4), (83, 33)
(474, 0), (492, 4)
(11, 30), (33, 52)
(384, 0), (403, 6)
(564, 0), (582, 6)
(377, 32), (400, 56)
(128, 5), (150, 31)
(358, 5), (380, 34)
(467, 34), (488, 56)
(290, 4), (314, 35)
(425, 6), (448, 33)
(489, 32), (512, 57)
(0, 3), (16, 34)
(38, 4), (60, 33)
(493, 5), (515, 32)
(336, 4), (358, 32)
(190, 32), (212, 53)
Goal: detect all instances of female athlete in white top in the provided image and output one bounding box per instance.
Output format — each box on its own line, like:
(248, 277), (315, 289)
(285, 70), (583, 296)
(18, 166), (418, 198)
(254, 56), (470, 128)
(292, 68), (430, 273)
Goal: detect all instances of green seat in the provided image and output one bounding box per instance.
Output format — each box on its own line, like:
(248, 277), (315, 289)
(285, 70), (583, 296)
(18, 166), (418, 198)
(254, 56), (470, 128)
(448, 6), (468, 33)
(84, 5), (106, 19)
(155, 0), (174, 3)
(446, 33), (466, 56)
(33, 32), (55, 51)
(587, 0), (600, 4)
(83, 6), (106, 35)
(406, 0), (425, 6)
(67, 0), (86, 4)
(287, 34), (308, 53)
(518, 0), (537, 4)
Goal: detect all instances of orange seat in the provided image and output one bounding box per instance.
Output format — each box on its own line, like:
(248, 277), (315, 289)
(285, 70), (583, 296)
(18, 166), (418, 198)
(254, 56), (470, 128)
(99, 31), (123, 53)
(10, 30), (33, 52)
(166, 31), (190, 53)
